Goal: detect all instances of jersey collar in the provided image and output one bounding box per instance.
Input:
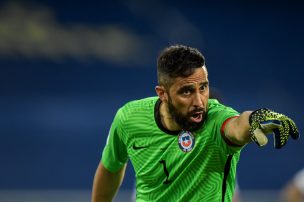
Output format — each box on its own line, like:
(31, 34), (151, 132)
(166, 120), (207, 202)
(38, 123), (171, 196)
(154, 99), (180, 135)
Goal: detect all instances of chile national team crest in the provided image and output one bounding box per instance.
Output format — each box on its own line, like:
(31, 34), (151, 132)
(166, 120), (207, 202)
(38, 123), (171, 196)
(178, 130), (195, 152)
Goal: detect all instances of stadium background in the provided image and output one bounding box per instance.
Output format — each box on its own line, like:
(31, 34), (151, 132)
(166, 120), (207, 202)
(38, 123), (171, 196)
(0, 0), (303, 201)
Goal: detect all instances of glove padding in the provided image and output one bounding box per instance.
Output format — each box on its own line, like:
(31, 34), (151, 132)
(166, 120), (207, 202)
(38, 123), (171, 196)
(249, 108), (299, 149)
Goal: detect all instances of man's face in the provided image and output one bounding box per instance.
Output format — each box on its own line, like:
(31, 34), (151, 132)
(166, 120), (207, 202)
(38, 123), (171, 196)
(166, 67), (209, 132)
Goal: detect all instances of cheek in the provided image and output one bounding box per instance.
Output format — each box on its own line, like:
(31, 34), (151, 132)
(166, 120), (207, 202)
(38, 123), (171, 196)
(203, 94), (209, 104)
(200, 91), (209, 104)
(173, 98), (191, 112)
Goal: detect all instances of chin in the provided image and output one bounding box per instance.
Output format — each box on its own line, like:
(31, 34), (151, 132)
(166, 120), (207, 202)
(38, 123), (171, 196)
(183, 121), (204, 132)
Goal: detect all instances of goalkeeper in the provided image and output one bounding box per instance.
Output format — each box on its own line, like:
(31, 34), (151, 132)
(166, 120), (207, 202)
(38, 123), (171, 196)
(92, 45), (300, 202)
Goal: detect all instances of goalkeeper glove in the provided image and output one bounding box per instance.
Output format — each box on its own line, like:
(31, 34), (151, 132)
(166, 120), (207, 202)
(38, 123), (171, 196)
(249, 108), (299, 149)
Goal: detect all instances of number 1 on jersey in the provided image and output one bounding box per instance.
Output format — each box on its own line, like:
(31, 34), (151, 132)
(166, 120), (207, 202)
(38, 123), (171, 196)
(159, 160), (171, 184)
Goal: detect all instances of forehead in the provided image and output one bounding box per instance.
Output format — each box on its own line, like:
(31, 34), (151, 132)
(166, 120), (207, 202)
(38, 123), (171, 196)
(170, 66), (208, 89)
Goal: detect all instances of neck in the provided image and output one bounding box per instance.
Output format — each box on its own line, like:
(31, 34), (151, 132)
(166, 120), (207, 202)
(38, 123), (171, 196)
(159, 101), (181, 131)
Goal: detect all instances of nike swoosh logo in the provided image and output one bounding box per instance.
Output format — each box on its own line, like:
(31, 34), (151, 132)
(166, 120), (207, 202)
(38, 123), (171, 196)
(132, 143), (149, 150)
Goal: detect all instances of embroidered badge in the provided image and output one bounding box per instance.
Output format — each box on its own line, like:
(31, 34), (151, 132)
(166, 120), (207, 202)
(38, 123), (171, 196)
(178, 130), (195, 152)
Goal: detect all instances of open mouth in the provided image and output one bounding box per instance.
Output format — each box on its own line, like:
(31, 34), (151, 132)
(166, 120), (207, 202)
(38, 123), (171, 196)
(190, 112), (203, 123)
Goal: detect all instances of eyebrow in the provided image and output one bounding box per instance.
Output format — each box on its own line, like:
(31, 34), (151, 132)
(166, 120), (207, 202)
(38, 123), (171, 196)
(177, 81), (209, 93)
(200, 81), (209, 86)
(179, 81), (209, 88)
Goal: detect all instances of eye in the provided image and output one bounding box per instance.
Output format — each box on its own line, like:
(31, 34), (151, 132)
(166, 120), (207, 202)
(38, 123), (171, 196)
(183, 89), (191, 96)
(178, 87), (193, 96)
(200, 84), (208, 91)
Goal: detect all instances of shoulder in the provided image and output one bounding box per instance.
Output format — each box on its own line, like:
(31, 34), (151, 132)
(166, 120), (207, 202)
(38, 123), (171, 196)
(208, 99), (237, 114)
(206, 99), (239, 125)
(120, 96), (158, 112)
(115, 96), (158, 120)
(111, 97), (158, 135)
(208, 99), (221, 109)
(124, 96), (158, 107)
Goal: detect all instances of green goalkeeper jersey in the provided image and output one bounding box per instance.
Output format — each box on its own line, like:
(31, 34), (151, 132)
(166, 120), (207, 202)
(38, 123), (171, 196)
(102, 97), (242, 202)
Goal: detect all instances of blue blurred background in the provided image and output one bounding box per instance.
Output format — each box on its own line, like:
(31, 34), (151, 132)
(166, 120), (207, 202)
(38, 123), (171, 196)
(0, 0), (303, 201)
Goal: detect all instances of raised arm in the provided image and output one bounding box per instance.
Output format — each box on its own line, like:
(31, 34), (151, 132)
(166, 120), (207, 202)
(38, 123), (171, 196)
(223, 111), (252, 146)
(91, 162), (126, 202)
(224, 109), (299, 148)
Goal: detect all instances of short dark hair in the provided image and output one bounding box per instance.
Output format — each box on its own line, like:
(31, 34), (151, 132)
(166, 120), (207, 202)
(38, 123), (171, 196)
(157, 45), (205, 88)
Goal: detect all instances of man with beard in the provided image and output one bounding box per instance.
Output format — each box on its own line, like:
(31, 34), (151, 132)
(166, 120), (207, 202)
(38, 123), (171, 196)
(92, 45), (299, 202)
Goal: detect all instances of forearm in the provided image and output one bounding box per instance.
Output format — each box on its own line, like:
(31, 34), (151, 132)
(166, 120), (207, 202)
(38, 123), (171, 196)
(224, 111), (253, 146)
(92, 162), (126, 202)
(225, 108), (299, 148)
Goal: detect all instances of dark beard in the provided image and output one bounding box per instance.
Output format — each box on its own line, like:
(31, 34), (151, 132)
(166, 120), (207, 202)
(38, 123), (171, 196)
(167, 97), (206, 132)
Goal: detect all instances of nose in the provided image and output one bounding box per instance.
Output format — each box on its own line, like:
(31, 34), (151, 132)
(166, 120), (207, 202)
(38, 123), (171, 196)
(192, 92), (203, 107)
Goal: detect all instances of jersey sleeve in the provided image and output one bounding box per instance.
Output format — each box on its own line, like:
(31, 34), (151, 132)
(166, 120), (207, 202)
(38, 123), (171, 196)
(208, 99), (243, 154)
(220, 114), (244, 154)
(219, 108), (243, 153)
(101, 108), (128, 172)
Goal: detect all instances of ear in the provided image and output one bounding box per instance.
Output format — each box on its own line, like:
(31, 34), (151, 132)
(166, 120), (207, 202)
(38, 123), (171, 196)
(155, 85), (168, 103)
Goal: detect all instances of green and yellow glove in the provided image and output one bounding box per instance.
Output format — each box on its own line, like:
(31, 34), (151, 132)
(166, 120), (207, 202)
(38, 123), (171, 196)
(249, 108), (299, 149)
